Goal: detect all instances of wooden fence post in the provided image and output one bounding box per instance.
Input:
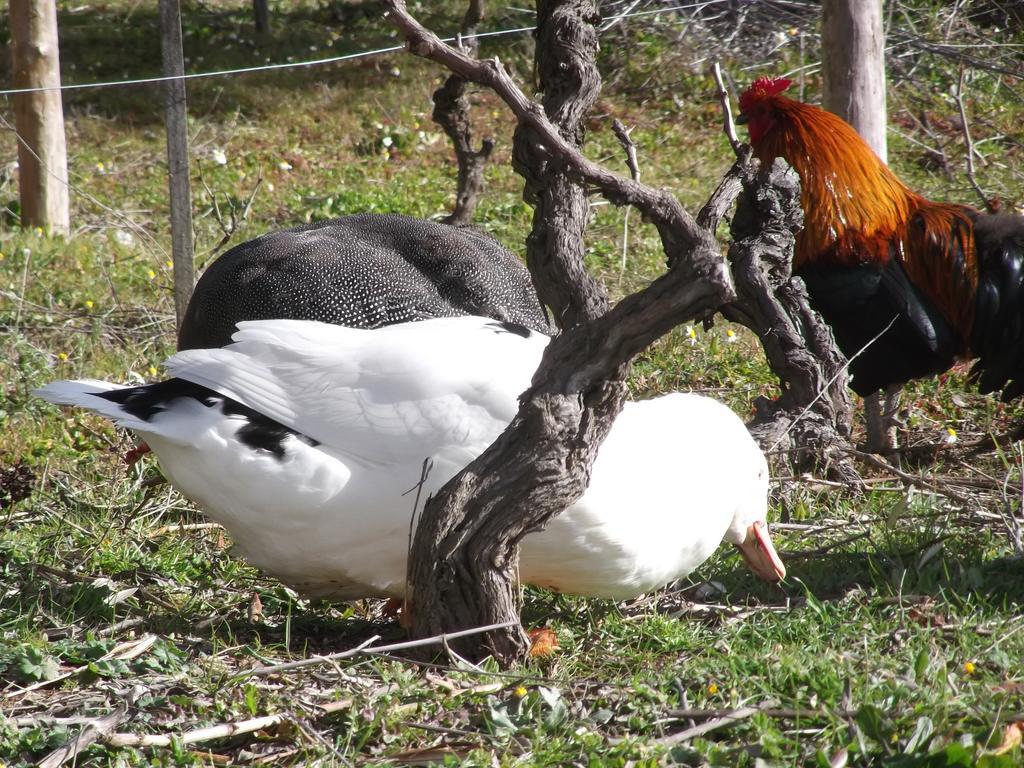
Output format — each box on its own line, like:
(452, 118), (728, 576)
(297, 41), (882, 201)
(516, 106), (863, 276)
(822, 0), (887, 162)
(10, 0), (70, 235)
(159, 0), (196, 330)
(253, 0), (269, 34)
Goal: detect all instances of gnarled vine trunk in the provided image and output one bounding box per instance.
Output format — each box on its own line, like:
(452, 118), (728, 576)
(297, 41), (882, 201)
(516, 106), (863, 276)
(387, 0), (734, 664)
(721, 156), (859, 482)
(386, 0), (860, 664)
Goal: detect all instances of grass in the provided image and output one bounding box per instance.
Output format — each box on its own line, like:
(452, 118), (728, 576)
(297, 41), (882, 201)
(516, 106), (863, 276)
(2, 0), (1024, 765)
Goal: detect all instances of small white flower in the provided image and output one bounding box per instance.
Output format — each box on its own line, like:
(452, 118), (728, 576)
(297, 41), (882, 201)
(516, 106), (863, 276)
(725, 329), (737, 343)
(113, 230), (135, 247)
(266, 182), (275, 192)
(686, 325), (697, 346)
(211, 148), (228, 166)
(390, 67), (401, 78)
(945, 427), (958, 444)
(277, 161), (293, 171)
(381, 136), (394, 148)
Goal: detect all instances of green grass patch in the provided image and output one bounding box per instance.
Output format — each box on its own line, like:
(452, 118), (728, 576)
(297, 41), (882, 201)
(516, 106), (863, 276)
(2, 1), (1024, 765)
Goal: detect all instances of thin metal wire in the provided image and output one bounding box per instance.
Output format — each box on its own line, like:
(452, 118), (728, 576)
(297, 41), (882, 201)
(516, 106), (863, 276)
(0, 1), (733, 97)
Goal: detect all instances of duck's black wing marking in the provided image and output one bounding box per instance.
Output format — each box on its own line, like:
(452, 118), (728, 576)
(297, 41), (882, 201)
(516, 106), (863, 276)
(97, 378), (319, 459)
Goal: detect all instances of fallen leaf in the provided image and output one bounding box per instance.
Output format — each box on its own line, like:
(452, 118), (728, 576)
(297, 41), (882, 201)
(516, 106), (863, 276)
(907, 606), (947, 628)
(987, 722), (1024, 756)
(527, 627), (560, 658)
(249, 592), (263, 623)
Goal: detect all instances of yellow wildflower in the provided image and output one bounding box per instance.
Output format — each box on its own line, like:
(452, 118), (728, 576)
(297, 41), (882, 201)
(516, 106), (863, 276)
(57, 352), (68, 362)
(148, 366), (158, 377)
(513, 685), (528, 698)
(945, 427), (958, 445)
(963, 661), (976, 675)
(84, 299), (94, 309)
(707, 682), (719, 695)
(146, 269), (156, 279)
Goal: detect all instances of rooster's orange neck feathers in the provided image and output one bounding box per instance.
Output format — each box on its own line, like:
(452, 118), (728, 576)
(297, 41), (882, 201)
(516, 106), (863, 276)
(740, 83), (917, 268)
(738, 78), (979, 339)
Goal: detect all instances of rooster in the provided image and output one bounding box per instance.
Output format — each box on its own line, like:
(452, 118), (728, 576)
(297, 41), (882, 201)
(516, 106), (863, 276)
(737, 76), (1024, 449)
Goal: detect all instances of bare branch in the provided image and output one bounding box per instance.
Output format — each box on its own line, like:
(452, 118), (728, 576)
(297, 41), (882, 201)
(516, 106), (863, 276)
(433, 0), (493, 225)
(37, 709), (129, 768)
(237, 621), (519, 679)
(196, 162), (264, 261)
(954, 66), (997, 213)
(383, 0), (714, 267)
(712, 61), (742, 157)
(611, 118), (639, 274)
(696, 153), (747, 233)
(611, 119), (640, 182)
(104, 701), (354, 749)
(655, 704), (763, 745)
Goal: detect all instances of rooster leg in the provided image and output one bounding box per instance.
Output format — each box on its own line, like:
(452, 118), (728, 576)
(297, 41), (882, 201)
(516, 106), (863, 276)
(863, 393), (885, 452)
(881, 383), (903, 448)
(863, 385), (903, 453)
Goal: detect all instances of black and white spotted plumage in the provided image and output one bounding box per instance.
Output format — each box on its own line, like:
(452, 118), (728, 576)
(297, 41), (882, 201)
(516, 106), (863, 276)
(178, 213), (551, 350)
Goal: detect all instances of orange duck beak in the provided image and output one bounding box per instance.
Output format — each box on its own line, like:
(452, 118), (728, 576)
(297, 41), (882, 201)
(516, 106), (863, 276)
(736, 520), (786, 581)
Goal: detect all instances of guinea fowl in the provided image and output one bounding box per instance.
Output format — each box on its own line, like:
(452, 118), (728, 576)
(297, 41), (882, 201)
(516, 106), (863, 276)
(737, 76), (1024, 449)
(37, 316), (785, 601)
(178, 213), (551, 350)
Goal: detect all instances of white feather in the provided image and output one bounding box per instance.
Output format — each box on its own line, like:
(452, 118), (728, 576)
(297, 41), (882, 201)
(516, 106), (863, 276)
(36, 316), (771, 600)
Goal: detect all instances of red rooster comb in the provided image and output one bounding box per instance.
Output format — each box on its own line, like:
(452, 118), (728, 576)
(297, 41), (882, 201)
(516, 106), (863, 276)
(739, 76), (793, 110)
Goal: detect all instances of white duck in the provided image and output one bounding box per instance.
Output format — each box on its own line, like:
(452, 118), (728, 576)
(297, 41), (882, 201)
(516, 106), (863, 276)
(36, 316), (784, 600)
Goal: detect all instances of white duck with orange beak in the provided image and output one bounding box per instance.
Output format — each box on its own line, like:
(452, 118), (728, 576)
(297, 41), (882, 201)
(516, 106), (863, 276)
(36, 316), (784, 601)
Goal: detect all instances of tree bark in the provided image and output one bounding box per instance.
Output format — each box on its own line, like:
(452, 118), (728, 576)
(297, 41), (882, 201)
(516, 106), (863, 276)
(433, 0), (493, 225)
(10, 0), (70, 235)
(384, 0), (734, 665)
(414, 0), (617, 665)
(821, 0), (887, 162)
(512, 0), (608, 329)
(718, 155), (859, 483)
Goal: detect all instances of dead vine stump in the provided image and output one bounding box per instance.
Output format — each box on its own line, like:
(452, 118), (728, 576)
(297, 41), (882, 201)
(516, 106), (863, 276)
(723, 156), (860, 483)
(387, 0), (734, 664)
